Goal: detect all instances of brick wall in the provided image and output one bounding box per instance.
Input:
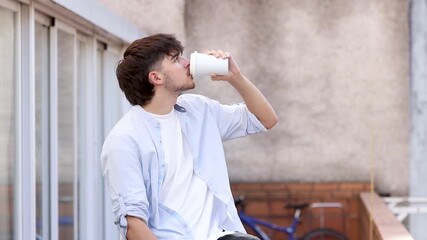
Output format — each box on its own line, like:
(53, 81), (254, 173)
(359, 192), (413, 240)
(2, 182), (371, 239)
(231, 182), (371, 240)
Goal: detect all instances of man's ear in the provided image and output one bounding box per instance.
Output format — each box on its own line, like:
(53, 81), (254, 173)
(148, 71), (163, 85)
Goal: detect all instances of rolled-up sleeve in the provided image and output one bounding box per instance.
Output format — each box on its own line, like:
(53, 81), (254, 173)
(210, 101), (267, 141)
(101, 136), (150, 238)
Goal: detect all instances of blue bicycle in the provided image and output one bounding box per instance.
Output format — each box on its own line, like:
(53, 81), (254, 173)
(235, 197), (348, 240)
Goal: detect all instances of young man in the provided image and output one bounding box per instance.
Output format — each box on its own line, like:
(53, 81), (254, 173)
(101, 33), (278, 240)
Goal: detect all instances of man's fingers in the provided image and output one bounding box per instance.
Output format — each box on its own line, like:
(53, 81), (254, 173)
(210, 73), (229, 81)
(203, 50), (230, 59)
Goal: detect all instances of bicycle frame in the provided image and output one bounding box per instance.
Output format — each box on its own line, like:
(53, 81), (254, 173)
(238, 209), (301, 240)
(235, 197), (348, 240)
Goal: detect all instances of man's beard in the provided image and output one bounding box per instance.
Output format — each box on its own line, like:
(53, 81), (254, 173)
(164, 74), (195, 93)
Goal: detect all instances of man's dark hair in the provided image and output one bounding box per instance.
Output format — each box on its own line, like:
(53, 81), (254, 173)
(116, 33), (184, 106)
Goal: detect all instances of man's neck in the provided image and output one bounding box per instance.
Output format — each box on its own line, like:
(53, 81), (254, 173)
(142, 93), (178, 115)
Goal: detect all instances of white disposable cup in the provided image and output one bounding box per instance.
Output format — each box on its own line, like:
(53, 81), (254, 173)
(190, 51), (228, 77)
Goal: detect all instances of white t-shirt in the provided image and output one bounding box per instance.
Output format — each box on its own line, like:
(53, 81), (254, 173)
(148, 109), (222, 239)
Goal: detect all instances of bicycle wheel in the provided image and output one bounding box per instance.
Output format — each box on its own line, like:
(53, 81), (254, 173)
(302, 228), (347, 240)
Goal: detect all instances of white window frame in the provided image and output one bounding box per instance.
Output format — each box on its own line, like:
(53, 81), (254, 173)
(34, 11), (52, 240)
(5, 0), (141, 239)
(77, 34), (107, 240)
(101, 43), (124, 240)
(1, 1), (38, 240)
(49, 18), (79, 240)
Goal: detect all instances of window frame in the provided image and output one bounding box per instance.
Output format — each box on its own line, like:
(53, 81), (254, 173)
(4, 0), (137, 239)
(6, 1), (38, 240)
(100, 43), (124, 240)
(50, 18), (80, 240)
(34, 10), (52, 240)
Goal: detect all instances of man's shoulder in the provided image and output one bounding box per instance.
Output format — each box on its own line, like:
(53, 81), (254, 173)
(177, 94), (217, 109)
(103, 107), (147, 146)
(178, 93), (208, 102)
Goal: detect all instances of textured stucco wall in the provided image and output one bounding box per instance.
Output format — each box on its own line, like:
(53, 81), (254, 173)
(102, 0), (410, 195)
(98, 0), (187, 42)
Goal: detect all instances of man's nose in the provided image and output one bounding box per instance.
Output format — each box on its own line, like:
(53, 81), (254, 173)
(180, 57), (190, 68)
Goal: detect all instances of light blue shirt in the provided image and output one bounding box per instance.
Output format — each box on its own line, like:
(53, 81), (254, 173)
(101, 94), (267, 239)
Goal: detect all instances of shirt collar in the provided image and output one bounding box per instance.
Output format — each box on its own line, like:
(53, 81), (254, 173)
(174, 104), (186, 112)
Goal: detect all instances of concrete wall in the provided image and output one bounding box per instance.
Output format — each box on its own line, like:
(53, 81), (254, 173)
(101, 0), (410, 195)
(409, 0), (427, 238)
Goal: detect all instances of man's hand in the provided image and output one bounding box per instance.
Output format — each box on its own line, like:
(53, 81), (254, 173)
(126, 216), (157, 240)
(203, 50), (241, 83)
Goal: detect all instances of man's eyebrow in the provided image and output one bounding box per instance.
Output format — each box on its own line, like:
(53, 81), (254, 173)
(169, 52), (180, 61)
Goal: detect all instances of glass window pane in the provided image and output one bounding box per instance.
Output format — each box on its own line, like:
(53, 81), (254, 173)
(0, 7), (15, 240)
(77, 39), (86, 170)
(96, 46), (104, 141)
(35, 21), (50, 239)
(57, 29), (76, 240)
(77, 39), (87, 240)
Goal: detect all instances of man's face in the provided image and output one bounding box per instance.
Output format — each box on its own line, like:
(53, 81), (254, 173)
(160, 55), (195, 92)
